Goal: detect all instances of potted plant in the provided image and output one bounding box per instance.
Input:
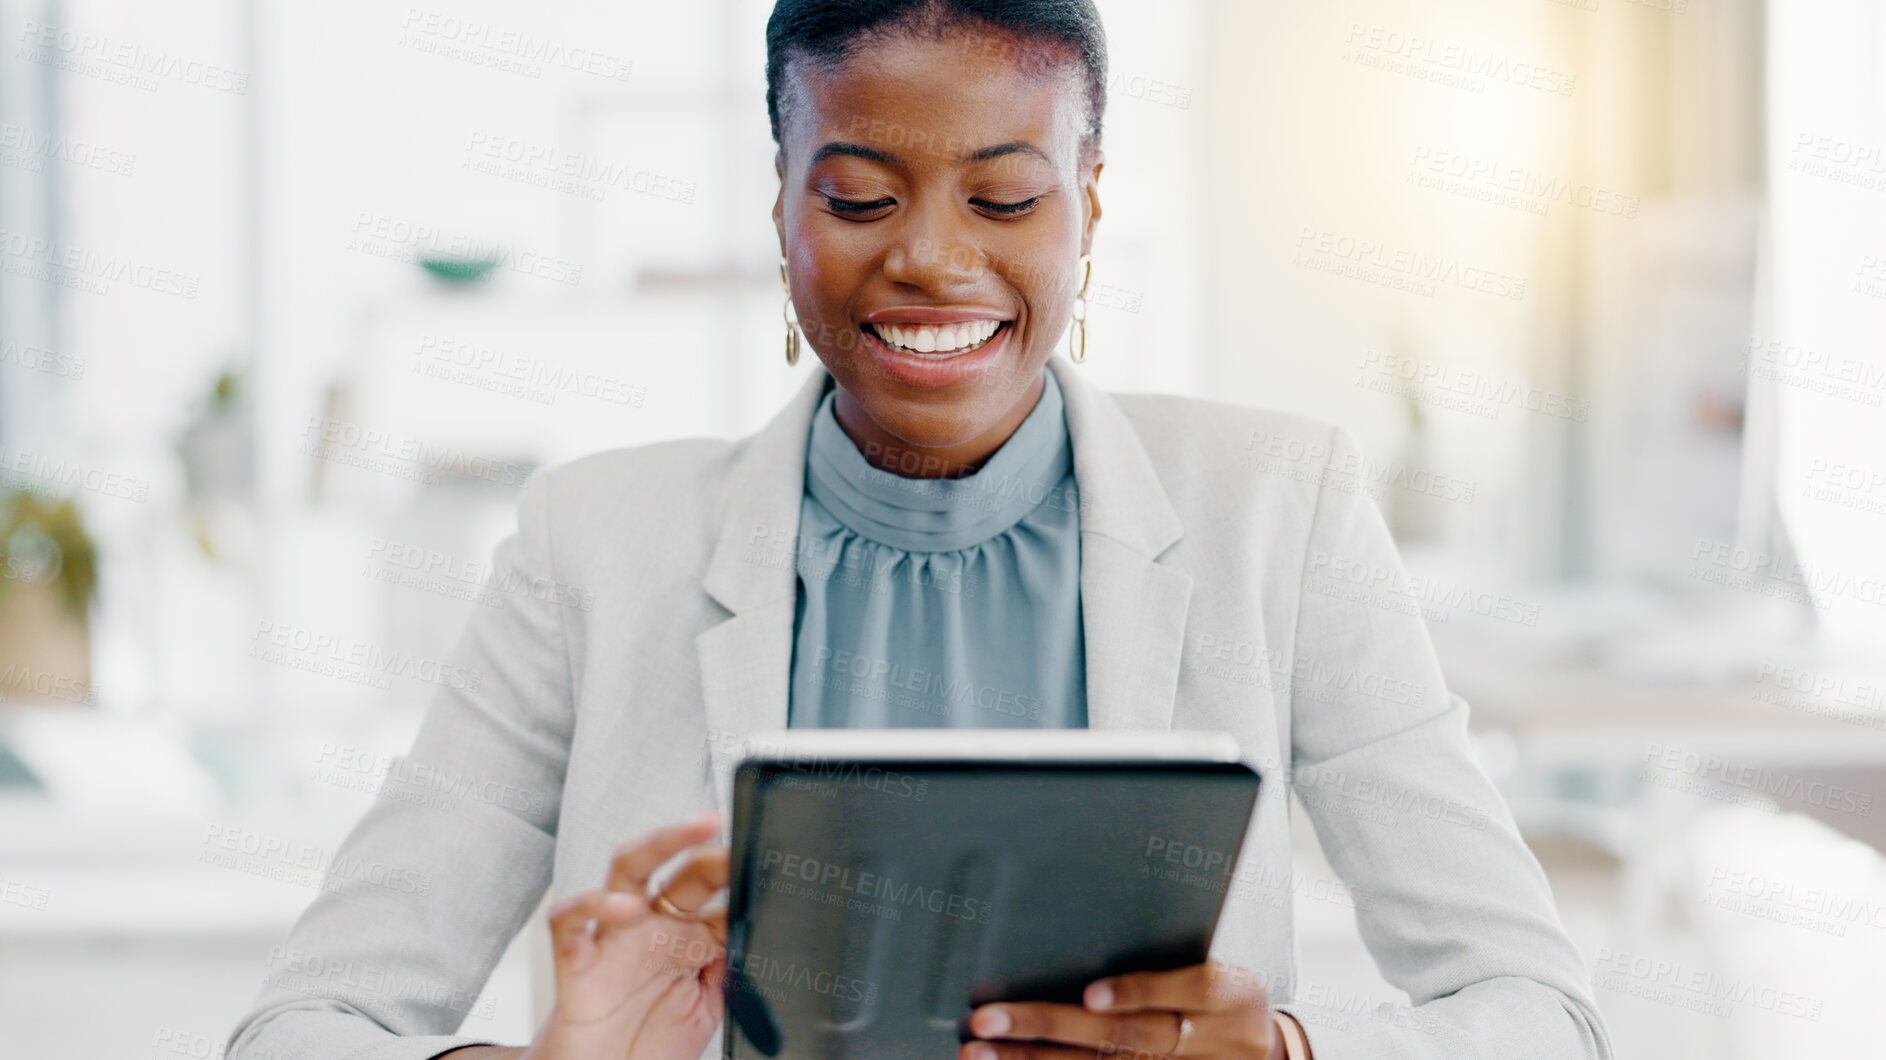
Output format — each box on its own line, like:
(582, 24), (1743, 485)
(0, 491), (98, 707)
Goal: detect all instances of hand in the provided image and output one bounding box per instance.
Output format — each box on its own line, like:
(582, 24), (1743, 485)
(521, 812), (731, 1060)
(959, 960), (1285, 1060)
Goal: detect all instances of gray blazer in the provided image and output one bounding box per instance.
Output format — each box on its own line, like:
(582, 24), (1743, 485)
(226, 354), (1612, 1060)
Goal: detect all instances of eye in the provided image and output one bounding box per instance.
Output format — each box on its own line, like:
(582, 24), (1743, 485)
(823, 195), (895, 218)
(971, 196), (1041, 217)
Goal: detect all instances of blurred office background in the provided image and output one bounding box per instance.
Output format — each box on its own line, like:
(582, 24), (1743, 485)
(2, 0), (1884, 1056)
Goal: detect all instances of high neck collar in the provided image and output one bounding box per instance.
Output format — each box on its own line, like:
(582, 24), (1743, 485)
(803, 368), (1074, 553)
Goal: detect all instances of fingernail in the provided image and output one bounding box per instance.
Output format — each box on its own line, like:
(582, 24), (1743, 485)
(976, 1007), (1011, 1034)
(1086, 982), (1113, 1010)
(967, 1044), (996, 1060)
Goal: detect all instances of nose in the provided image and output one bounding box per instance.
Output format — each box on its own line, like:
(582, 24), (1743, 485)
(880, 201), (987, 293)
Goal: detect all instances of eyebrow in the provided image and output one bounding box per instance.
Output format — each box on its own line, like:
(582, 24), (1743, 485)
(808, 140), (1053, 167)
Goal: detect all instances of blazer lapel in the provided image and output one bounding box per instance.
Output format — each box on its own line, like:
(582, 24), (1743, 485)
(696, 356), (1195, 816)
(1047, 355), (1193, 733)
(697, 367), (831, 815)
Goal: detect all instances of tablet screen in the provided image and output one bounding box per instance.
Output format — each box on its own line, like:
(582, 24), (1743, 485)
(722, 730), (1262, 1060)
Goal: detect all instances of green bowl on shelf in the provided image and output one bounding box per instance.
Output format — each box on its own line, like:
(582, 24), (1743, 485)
(419, 256), (502, 285)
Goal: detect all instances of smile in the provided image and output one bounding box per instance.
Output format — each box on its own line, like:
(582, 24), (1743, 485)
(865, 320), (1009, 358)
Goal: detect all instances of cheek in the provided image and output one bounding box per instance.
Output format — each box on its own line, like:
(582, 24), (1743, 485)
(793, 226), (877, 306)
(1003, 258), (1076, 331)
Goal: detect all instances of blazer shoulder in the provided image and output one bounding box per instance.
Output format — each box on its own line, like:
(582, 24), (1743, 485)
(541, 435), (740, 497)
(523, 435), (750, 548)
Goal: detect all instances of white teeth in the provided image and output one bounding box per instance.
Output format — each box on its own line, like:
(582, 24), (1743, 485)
(871, 320), (1003, 357)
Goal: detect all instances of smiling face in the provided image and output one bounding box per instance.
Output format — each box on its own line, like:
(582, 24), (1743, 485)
(773, 26), (1103, 477)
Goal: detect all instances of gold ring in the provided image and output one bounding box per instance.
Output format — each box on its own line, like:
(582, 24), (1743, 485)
(652, 891), (691, 919)
(1172, 1015), (1196, 1057)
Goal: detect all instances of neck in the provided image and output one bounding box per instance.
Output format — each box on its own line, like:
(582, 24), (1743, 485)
(832, 370), (1048, 479)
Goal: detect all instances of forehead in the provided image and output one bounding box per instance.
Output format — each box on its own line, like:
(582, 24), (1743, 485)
(783, 29), (1086, 163)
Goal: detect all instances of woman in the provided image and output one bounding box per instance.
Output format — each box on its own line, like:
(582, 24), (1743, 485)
(226, 2), (1612, 1059)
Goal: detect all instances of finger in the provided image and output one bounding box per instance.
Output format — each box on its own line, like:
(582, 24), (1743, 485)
(967, 1001), (1185, 1057)
(604, 813), (721, 894)
(653, 846), (730, 915)
(702, 950), (728, 1022)
(702, 904), (728, 949)
(634, 918), (723, 983)
(547, 888), (648, 972)
(1085, 960), (1270, 1015)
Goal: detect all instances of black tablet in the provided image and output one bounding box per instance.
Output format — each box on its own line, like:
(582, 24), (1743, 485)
(721, 729), (1262, 1060)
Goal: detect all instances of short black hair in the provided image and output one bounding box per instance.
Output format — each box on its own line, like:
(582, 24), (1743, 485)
(765, 0), (1107, 151)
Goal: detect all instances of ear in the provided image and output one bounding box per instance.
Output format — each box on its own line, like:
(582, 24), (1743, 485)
(1078, 145), (1104, 258)
(773, 149), (789, 259)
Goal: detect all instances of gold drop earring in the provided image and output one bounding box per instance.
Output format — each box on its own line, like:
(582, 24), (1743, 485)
(781, 258), (801, 366)
(1068, 254), (1092, 363)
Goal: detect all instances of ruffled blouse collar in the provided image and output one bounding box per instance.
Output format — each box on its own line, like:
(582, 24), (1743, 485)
(803, 368), (1072, 553)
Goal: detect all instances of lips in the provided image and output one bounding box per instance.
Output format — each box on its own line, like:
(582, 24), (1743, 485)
(867, 319), (1005, 357)
(853, 311), (1016, 388)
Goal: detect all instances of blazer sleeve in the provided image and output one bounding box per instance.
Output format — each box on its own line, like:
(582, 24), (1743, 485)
(1268, 425), (1613, 1060)
(225, 471), (575, 1060)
